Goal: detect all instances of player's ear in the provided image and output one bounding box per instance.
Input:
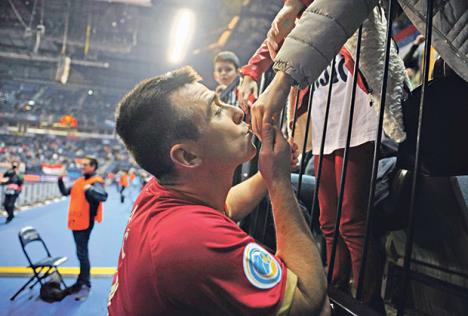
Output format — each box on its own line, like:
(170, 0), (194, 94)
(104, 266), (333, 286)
(170, 143), (201, 169)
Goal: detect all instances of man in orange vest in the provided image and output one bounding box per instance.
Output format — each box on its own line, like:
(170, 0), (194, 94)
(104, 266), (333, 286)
(58, 156), (108, 300)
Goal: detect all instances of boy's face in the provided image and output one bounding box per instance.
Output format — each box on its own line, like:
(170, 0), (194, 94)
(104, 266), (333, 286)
(213, 61), (239, 87)
(170, 82), (256, 171)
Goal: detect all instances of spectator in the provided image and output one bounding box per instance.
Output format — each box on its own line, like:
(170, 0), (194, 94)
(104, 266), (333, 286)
(1, 161), (23, 223)
(212, 50), (253, 111)
(118, 170), (129, 203)
(403, 35), (425, 87)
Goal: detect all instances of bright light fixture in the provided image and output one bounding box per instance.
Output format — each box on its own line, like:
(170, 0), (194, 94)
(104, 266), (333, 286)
(167, 8), (195, 64)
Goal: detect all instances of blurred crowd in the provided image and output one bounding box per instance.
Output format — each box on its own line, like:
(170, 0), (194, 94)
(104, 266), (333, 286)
(0, 83), (120, 132)
(0, 134), (133, 175)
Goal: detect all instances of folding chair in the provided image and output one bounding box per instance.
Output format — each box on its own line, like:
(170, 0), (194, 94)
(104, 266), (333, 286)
(10, 226), (68, 301)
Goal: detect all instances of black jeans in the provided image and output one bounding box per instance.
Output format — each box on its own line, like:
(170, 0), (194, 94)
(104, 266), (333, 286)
(72, 220), (95, 287)
(3, 193), (18, 219)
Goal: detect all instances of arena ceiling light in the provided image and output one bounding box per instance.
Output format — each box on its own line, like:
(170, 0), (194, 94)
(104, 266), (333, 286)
(167, 8), (195, 64)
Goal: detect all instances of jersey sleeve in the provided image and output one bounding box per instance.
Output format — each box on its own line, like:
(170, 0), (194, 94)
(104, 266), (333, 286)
(153, 207), (297, 316)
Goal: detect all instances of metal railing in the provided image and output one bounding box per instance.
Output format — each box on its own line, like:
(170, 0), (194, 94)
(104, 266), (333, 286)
(0, 181), (62, 210)
(219, 1), (468, 313)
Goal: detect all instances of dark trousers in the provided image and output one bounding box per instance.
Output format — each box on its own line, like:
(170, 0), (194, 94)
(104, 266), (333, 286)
(72, 221), (95, 287)
(3, 194), (18, 219)
(119, 186), (126, 203)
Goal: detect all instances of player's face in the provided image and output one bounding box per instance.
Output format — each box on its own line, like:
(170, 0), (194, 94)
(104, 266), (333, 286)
(170, 82), (256, 170)
(214, 61), (238, 86)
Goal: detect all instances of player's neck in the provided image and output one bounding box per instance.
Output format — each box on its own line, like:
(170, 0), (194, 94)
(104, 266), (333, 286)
(163, 169), (233, 213)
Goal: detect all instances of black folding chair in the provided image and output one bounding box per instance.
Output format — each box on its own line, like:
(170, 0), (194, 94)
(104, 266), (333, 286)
(10, 226), (68, 301)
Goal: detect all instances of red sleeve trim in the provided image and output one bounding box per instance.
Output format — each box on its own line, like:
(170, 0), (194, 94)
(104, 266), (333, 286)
(241, 39), (273, 81)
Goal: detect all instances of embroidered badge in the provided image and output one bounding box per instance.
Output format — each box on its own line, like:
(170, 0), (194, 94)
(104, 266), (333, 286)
(243, 242), (282, 289)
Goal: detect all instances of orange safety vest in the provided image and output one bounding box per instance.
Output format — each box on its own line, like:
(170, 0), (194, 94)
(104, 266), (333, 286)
(68, 175), (104, 231)
(119, 174), (129, 187)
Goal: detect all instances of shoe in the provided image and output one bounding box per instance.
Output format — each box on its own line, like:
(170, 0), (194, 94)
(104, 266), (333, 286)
(5, 216), (14, 224)
(74, 284), (91, 301)
(64, 282), (82, 295)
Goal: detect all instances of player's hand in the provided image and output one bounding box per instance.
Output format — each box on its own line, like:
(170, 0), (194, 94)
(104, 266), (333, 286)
(259, 122), (292, 188)
(266, 0), (304, 58)
(238, 75), (258, 118)
(251, 72), (293, 139)
(84, 184), (92, 190)
(59, 169), (67, 178)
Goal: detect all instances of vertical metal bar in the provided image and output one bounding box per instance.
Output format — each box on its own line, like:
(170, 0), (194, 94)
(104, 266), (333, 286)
(26, 184), (32, 205)
(291, 89), (301, 138)
(296, 86), (314, 200)
(356, 0), (395, 300)
(309, 57), (336, 228)
(61, 0), (71, 55)
(33, 183), (38, 204)
(280, 107), (286, 129)
(327, 25), (363, 283)
(397, 0), (433, 315)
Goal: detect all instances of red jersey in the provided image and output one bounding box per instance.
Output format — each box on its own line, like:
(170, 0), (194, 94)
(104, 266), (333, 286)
(108, 178), (296, 316)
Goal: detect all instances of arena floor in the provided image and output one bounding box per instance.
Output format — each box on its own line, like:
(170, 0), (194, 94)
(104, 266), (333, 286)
(0, 188), (133, 316)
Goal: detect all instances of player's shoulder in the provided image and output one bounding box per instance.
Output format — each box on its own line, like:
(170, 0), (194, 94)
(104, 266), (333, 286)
(149, 204), (243, 250)
(160, 204), (230, 233)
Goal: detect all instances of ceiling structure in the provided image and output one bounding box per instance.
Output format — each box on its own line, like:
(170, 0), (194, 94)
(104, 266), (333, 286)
(0, 0), (281, 95)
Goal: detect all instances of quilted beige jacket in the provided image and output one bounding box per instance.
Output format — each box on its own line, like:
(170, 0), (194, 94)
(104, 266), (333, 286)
(274, 0), (468, 141)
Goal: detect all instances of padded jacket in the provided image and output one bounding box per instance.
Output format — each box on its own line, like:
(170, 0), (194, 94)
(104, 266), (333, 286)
(274, 0), (467, 86)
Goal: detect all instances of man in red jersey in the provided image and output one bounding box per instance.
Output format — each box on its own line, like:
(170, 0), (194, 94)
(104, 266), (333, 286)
(108, 66), (330, 316)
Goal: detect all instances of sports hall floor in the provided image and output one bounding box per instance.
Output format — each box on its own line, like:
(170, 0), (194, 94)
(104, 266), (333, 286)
(0, 188), (134, 316)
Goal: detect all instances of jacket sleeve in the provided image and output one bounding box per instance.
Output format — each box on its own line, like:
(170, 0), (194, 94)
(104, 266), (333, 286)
(85, 182), (108, 203)
(58, 177), (71, 196)
(241, 0), (315, 81)
(273, 0), (379, 88)
(241, 39), (274, 81)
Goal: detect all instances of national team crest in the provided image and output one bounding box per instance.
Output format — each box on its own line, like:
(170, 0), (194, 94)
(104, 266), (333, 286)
(243, 242), (282, 289)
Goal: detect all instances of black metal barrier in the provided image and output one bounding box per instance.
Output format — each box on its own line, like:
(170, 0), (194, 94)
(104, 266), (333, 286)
(219, 1), (468, 313)
(396, 0), (434, 314)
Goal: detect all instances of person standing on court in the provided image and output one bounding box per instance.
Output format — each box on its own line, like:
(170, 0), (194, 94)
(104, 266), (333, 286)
(118, 170), (129, 203)
(1, 161), (23, 224)
(58, 156), (108, 300)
